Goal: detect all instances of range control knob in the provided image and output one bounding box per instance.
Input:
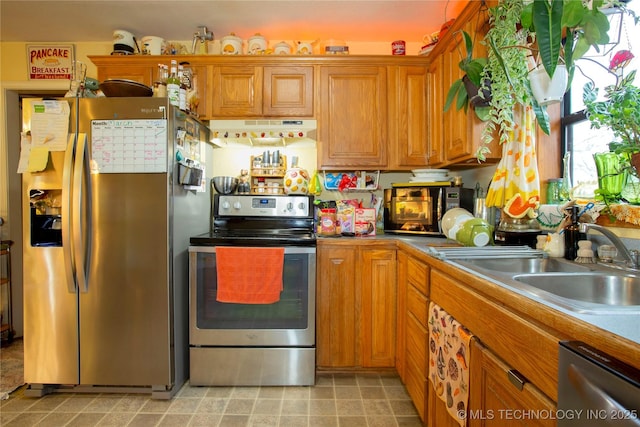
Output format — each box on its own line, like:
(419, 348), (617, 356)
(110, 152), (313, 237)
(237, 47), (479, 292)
(286, 202), (294, 211)
(233, 201), (242, 210)
(221, 201), (231, 210)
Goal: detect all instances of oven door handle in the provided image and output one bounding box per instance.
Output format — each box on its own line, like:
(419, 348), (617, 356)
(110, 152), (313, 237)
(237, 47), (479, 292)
(188, 246), (316, 254)
(568, 364), (640, 427)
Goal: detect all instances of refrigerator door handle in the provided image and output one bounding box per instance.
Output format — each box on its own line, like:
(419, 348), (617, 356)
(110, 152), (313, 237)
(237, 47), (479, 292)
(73, 133), (91, 293)
(62, 133), (78, 293)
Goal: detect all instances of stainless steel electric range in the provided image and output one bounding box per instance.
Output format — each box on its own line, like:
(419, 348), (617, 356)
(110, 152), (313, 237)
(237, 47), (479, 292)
(188, 194), (316, 386)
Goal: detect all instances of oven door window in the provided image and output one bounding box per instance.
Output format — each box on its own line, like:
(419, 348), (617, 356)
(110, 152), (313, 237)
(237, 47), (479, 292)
(195, 251), (311, 329)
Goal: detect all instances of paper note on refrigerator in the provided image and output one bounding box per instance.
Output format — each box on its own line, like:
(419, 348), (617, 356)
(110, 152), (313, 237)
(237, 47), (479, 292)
(29, 100), (70, 151)
(27, 146), (50, 172)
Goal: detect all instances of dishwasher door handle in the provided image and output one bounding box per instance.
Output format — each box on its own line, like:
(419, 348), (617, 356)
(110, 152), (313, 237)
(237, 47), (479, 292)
(569, 364), (640, 427)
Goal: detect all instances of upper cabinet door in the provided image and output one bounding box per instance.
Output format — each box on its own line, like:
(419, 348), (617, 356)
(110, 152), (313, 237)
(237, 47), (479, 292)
(427, 57), (445, 166)
(96, 65), (154, 86)
(211, 66), (263, 117)
(392, 65), (430, 168)
(263, 66), (314, 117)
(318, 66), (388, 169)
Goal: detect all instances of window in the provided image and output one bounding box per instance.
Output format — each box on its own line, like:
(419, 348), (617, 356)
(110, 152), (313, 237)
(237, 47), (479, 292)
(563, 2), (640, 186)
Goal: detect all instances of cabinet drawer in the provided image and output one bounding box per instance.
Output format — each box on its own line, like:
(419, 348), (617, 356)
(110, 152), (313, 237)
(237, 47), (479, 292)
(405, 356), (427, 421)
(407, 257), (429, 295)
(406, 313), (427, 376)
(407, 284), (428, 326)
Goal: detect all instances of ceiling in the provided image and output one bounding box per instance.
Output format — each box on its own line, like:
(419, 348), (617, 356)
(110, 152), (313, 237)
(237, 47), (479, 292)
(1, 0), (468, 47)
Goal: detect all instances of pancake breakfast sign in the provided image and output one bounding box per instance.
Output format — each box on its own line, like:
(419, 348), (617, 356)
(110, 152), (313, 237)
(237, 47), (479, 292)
(27, 45), (74, 80)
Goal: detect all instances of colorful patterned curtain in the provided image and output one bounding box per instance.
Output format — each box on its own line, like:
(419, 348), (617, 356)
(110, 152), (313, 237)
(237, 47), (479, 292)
(486, 103), (540, 218)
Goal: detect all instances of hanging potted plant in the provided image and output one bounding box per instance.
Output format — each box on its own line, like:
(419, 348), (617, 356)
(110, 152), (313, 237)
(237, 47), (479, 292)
(443, 30), (492, 121)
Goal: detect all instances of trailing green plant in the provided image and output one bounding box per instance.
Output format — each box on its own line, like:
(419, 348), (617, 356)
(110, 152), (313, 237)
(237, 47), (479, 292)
(477, 0), (550, 161)
(443, 30), (491, 121)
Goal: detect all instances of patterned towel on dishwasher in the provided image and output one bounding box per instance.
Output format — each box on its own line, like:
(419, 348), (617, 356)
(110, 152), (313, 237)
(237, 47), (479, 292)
(428, 302), (474, 427)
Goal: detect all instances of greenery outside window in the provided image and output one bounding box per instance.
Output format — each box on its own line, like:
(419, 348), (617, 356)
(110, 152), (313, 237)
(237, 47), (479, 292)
(563, 1), (640, 186)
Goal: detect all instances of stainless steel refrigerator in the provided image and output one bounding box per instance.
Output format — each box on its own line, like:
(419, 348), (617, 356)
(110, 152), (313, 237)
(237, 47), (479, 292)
(21, 97), (212, 399)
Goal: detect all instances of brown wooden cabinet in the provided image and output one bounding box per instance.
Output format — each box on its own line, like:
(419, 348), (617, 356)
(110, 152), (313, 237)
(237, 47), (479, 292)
(211, 65), (263, 117)
(389, 66), (430, 169)
(95, 64), (154, 86)
(427, 55), (445, 167)
(360, 248), (397, 367)
(469, 340), (556, 427)
(90, 55), (209, 119)
(318, 66), (389, 169)
(316, 245), (357, 368)
(426, 1), (501, 166)
(212, 65), (313, 117)
(263, 66), (314, 117)
(316, 242), (396, 369)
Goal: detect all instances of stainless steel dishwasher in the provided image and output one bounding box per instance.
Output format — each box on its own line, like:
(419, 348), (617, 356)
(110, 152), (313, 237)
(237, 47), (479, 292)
(558, 341), (640, 426)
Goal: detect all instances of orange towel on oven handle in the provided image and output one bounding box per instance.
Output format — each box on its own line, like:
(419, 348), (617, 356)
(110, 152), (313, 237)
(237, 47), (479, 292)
(215, 246), (285, 304)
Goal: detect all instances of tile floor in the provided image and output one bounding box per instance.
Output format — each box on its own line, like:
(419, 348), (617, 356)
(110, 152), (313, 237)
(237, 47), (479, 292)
(0, 373), (423, 427)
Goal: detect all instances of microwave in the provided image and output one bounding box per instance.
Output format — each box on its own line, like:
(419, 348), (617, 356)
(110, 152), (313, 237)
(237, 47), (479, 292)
(383, 184), (474, 236)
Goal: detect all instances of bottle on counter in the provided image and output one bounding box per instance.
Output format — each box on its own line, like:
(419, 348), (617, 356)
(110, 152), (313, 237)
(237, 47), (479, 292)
(564, 205), (585, 260)
(167, 60), (180, 107)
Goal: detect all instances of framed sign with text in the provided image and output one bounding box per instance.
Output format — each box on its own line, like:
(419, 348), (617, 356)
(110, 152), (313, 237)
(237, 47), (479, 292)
(27, 44), (74, 80)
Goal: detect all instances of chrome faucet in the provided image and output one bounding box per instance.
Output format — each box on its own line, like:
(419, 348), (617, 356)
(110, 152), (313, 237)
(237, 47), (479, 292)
(579, 222), (640, 269)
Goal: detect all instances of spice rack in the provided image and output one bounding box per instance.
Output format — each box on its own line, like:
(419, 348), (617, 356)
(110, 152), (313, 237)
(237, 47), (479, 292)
(250, 155), (286, 194)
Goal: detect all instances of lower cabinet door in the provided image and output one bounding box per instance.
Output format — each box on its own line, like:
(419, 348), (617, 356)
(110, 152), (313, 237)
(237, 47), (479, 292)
(468, 340), (557, 427)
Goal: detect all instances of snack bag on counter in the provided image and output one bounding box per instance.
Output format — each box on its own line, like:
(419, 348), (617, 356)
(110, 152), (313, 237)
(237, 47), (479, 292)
(336, 199), (360, 236)
(355, 208), (377, 237)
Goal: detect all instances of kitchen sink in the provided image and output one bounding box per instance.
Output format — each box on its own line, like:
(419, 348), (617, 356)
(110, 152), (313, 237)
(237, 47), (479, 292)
(453, 256), (640, 313)
(459, 257), (591, 274)
(513, 273), (640, 306)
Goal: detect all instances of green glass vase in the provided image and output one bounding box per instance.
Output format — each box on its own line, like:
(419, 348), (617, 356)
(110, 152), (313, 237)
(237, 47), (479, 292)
(594, 152), (627, 203)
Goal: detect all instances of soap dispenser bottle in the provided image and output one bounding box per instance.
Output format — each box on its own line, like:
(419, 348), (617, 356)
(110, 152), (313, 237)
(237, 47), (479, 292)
(564, 206), (584, 260)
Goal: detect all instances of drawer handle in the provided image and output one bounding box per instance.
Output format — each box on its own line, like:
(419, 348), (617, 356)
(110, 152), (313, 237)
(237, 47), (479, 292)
(507, 369), (527, 391)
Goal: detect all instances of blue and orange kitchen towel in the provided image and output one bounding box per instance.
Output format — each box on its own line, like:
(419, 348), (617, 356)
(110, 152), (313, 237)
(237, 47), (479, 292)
(428, 302), (474, 427)
(216, 247), (284, 304)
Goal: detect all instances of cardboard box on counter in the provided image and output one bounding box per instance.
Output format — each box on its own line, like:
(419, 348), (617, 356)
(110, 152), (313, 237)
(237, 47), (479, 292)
(355, 208), (376, 237)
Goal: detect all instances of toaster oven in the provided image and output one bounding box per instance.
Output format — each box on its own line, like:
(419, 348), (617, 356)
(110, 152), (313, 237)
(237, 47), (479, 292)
(383, 184), (474, 236)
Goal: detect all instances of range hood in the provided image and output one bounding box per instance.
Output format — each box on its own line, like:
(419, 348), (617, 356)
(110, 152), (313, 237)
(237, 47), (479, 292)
(210, 119), (317, 147)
